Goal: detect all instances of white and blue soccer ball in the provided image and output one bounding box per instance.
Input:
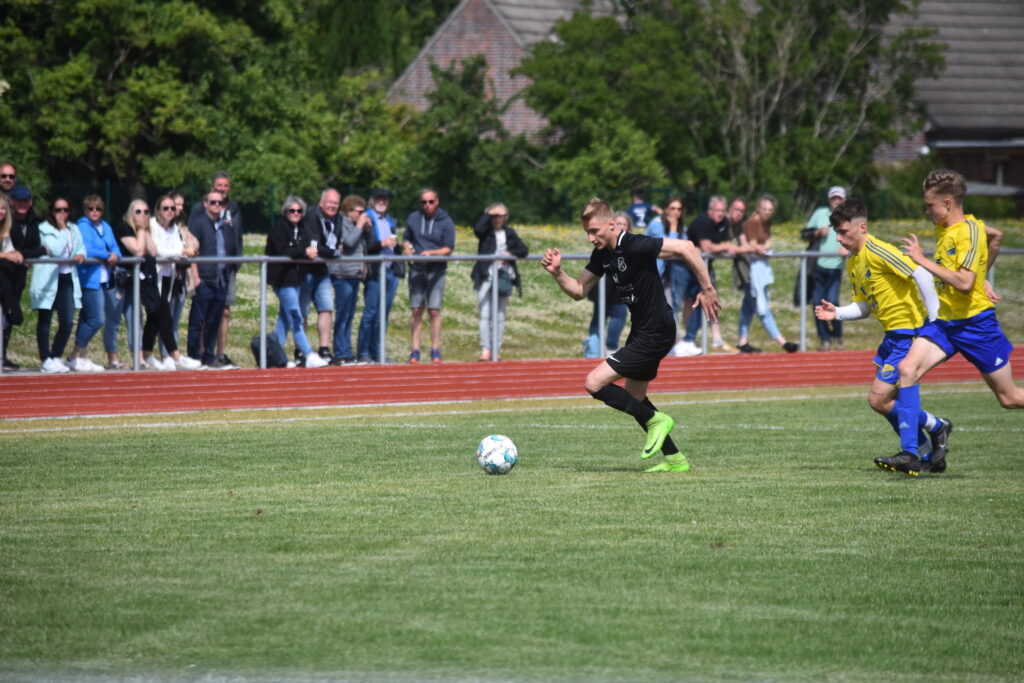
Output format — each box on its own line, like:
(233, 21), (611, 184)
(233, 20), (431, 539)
(476, 434), (518, 475)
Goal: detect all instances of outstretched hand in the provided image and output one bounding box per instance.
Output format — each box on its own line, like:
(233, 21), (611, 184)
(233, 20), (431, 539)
(814, 299), (837, 321)
(693, 288), (722, 323)
(541, 248), (562, 275)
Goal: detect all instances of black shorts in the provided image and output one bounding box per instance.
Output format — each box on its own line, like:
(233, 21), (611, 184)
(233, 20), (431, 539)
(606, 329), (675, 382)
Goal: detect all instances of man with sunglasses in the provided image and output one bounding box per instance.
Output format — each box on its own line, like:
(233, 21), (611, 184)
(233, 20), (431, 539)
(402, 188), (455, 363)
(0, 161), (17, 201)
(186, 190), (241, 369)
(190, 171), (244, 368)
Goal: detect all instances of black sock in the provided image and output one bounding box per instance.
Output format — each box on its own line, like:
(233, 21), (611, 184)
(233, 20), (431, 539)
(635, 398), (679, 455)
(589, 384), (656, 423)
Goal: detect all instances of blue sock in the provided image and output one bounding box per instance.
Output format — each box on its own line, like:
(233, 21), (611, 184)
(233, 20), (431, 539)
(896, 385), (921, 455)
(885, 408), (929, 457)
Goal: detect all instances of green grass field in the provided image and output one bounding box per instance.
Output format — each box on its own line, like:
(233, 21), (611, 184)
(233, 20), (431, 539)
(2, 383), (1022, 681)
(4, 219), (1022, 367)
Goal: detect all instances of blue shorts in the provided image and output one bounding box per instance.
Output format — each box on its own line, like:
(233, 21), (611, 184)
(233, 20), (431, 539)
(873, 330), (916, 385)
(918, 309), (1013, 374)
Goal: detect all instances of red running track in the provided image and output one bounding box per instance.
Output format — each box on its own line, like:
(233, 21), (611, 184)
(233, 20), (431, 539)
(1, 348), (1019, 420)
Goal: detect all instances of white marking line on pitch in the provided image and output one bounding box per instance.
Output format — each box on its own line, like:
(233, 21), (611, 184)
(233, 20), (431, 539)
(1, 386), (1006, 436)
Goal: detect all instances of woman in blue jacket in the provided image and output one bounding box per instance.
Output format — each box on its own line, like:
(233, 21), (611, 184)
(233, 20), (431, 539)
(68, 194), (121, 372)
(30, 198), (85, 373)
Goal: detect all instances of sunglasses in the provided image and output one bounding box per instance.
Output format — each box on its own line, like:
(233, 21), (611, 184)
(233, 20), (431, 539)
(287, 208), (304, 214)
(350, 208), (365, 213)
(53, 207), (70, 213)
(134, 208), (150, 215)
(421, 199), (437, 205)
(159, 205), (175, 211)
(0, 174), (15, 180)
(86, 206), (104, 212)
(207, 199), (223, 206)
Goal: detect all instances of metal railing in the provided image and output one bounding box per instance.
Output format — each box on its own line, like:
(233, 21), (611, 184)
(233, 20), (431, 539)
(3, 248), (1020, 373)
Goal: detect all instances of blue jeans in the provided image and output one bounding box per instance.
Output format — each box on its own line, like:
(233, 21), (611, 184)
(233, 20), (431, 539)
(738, 282), (782, 341)
(187, 280), (226, 365)
(585, 301), (627, 357)
(103, 286), (133, 354)
(668, 263), (692, 324)
(331, 277), (361, 359)
(274, 285), (313, 356)
(357, 271), (400, 360)
(74, 287), (105, 349)
(812, 267), (844, 341)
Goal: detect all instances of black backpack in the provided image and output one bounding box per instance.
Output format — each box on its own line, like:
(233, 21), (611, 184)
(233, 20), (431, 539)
(250, 335), (289, 368)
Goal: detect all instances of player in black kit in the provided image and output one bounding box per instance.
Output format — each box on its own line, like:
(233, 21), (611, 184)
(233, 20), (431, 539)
(541, 198), (721, 472)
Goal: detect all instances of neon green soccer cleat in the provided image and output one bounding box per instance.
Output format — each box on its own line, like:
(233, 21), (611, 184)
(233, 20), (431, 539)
(642, 411), (675, 458)
(644, 453), (690, 473)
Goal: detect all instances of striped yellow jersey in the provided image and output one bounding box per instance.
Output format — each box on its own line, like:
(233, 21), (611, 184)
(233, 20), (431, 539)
(847, 235), (924, 332)
(933, 215), (991, 321)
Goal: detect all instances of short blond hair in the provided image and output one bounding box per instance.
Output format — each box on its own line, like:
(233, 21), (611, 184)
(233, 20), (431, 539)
(923, 169), (966, 204)
(580, 198), (613, 229)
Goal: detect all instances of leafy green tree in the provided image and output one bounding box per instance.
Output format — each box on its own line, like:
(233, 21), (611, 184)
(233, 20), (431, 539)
(409, 55), (543, 220)
(518, 0), (943, 215)
(0, 0), (418, 210)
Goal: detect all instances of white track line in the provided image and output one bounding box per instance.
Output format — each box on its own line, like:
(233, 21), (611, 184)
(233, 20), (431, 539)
(1, 386), (1006, 436)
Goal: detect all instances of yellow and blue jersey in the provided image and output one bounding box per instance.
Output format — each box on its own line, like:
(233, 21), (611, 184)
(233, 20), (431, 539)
(933, 215), (991, 321)
(847, 235), (924, 332)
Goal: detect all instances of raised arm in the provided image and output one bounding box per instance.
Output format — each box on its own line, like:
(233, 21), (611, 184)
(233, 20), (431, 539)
(541, 248), (598, 301)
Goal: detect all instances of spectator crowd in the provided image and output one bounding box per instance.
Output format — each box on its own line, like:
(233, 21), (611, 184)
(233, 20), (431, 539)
(1, 162), (848, 373)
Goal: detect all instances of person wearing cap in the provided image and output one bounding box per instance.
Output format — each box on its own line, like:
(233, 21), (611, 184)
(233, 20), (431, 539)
(1, 185), (44, 369)
(804, 186), (848, 350)
(357, 187), (402, 363)
(471, 203), (529, 361)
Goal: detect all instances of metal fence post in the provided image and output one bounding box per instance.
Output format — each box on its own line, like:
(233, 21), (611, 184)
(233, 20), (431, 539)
(259, 260), (267, 369)
(377, 258), (387, 364)
(132, 259), (141, 370)
(798, 255), (808, 352)
(489, 258), (499, 362)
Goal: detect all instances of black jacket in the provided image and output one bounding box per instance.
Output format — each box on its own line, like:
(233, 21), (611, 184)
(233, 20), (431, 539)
(265, 216), (310, 288)
(470, 213), (529, 296)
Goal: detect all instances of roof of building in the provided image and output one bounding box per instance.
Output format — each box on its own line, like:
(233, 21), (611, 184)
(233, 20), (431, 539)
(887, 0), (1024, 140)
(487, 0), (617, 46)
(388, 0), (616, 136)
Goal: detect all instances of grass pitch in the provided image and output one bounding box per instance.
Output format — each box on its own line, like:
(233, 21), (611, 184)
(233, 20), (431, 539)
(2, 384), (1023, 681)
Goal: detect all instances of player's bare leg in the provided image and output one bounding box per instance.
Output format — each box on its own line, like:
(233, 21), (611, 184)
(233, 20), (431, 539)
(981, 363), (1024, 409)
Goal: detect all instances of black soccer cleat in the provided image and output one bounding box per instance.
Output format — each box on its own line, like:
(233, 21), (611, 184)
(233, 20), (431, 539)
(874, 451), (921, 477)
(924, 418), (953, 473)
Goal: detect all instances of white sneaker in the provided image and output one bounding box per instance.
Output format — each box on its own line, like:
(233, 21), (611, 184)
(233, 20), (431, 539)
(41, 357), (70, 374)
(171, 355), (202, 370)
(69, 357), (105, 372)
(672, 340), (703, 357)
(156, 357), (177, 371)
(304, 352), (328, 368)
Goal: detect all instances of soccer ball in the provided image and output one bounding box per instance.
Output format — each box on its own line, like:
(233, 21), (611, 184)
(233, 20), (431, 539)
(476, 434), (518, 475)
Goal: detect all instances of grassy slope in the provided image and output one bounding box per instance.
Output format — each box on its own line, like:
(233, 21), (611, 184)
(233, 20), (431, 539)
(3, 220), (1022, 366)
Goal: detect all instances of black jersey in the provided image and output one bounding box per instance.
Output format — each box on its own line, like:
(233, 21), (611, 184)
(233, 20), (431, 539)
(585, 231), (675, 340)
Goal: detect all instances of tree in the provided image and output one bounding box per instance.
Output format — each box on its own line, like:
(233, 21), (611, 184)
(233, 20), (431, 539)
(518, 0), (943, 214)
(409, 55), (542, 220)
